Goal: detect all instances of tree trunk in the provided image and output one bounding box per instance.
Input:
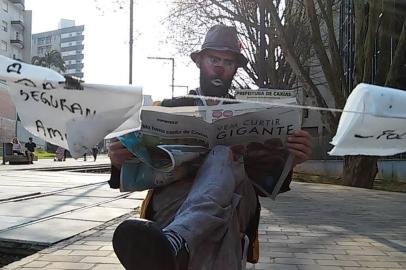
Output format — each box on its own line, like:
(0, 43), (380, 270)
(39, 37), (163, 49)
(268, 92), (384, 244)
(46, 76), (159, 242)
(343, 156), (378, 188)
(343, 1), (378, 189)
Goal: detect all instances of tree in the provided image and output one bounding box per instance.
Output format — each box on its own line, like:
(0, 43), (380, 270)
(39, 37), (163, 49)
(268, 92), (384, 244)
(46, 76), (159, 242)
(166, 0), (316, 90)
(166, 0), (406, 188)
(268, 0), (406, 188)
(342, 0), (406, 187)
(31, 50), (66, 73)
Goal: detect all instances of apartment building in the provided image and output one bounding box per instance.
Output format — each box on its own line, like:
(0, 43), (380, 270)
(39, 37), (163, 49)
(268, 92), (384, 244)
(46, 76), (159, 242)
(0, 0), (31, 62)
(0, 0), (32, 144)
(32, 19), (84, 78)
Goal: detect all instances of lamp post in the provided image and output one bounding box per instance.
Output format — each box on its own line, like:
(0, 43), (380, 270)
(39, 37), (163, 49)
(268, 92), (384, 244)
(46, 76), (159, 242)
(147, 56), (175, 98)
(129, 0), (134, 84)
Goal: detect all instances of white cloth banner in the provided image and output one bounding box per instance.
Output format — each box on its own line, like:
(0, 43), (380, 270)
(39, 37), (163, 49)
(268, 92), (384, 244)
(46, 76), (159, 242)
(0, 56), (143, 158)
(330, 83), (406, 156)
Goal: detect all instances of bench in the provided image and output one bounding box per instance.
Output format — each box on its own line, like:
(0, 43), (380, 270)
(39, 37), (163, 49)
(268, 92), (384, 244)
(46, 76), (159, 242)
(3, 143), (38, 165)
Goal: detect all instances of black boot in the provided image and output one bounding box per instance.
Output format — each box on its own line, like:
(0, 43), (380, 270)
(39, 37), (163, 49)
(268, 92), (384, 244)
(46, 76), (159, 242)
(113, 219), (189, 270)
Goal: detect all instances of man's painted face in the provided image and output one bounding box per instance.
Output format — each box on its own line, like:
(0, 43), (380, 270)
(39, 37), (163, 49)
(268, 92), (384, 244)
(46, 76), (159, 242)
(198, 50), (238, 97)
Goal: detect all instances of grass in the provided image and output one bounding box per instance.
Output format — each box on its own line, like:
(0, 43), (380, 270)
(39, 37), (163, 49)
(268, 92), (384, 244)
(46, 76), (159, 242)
(293, 172), (406, 193)
(35, 149), (55, 159)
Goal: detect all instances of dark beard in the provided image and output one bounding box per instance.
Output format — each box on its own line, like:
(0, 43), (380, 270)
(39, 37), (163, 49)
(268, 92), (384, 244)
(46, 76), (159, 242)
(199, 71), (233, 97)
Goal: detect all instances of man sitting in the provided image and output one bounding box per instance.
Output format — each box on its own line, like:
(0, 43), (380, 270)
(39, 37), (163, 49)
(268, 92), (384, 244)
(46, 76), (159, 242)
(24, 137), (36, 164)
(109, 25), (311, 270)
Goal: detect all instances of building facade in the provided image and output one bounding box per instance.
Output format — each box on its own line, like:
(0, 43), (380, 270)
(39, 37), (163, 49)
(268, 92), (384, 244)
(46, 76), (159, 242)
(31, 19), (84, 78)
(0, 0), (32, 62)
(0, 0), (32, 145)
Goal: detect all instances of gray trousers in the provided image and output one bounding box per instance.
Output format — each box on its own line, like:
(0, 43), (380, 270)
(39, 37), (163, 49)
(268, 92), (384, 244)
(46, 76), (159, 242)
(151, 146), (258, 270)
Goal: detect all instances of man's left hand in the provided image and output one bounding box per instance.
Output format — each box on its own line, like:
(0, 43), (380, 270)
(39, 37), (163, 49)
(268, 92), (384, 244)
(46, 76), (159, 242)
(287, 130), (312, 166)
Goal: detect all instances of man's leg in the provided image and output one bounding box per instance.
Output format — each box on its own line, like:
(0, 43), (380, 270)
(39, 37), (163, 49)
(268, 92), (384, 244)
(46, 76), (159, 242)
(26, 151), (32, 163)
(113, 145), (257, 270)
(164, 145), (245, 250)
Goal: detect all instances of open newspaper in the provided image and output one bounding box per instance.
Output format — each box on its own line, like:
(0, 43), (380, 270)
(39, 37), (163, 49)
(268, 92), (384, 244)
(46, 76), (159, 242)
(120, 91), (301, 199)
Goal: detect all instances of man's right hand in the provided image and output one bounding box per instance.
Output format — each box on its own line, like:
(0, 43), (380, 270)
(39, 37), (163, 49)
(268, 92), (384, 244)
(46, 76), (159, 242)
(108, 140), (135, 169)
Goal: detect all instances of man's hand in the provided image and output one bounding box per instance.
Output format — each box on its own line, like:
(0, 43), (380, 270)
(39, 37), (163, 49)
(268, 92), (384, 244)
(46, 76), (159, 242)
(287, 130), (312, 166)
(108, 140), (134, 169)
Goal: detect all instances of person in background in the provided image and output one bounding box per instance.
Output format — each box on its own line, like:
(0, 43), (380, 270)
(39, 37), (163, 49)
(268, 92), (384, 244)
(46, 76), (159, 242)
(92, 145), (99, 162)
(12, 137), (23, 155)
(24, 137), (36, 164)
(63, 149), (68, 161)
(54, 146), (65, 162)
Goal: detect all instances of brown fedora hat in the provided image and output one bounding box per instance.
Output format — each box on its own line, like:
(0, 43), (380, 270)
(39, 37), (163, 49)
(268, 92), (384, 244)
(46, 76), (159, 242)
(190, 24), (248, 68)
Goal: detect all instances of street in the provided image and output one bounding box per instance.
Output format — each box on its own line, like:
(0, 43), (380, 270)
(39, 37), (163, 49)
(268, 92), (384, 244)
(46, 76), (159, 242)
(1, 158), (405, 269)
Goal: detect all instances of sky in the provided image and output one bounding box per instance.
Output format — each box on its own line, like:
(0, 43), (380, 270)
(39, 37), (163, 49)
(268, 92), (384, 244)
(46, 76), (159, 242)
(25, 0), (199, 101)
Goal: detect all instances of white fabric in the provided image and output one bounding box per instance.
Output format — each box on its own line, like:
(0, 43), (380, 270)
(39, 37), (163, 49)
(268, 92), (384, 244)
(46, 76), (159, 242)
(330, 83), (406, 156)
(0, 56), (143, 158)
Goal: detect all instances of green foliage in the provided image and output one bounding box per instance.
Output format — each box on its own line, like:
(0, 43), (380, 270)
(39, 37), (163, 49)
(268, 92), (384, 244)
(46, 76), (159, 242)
(34, 149), (55, 159)
(31, 49), (66, 72)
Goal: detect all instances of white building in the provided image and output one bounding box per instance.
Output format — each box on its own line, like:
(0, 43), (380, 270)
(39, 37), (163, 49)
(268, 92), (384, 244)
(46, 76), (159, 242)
(0, 0), (32, 146)
(32, 19), (84, 78)
(0, 0), (32, 62)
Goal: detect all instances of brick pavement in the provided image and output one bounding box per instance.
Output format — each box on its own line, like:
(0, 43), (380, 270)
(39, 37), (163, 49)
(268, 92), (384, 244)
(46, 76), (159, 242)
(4, 182), (406, 270)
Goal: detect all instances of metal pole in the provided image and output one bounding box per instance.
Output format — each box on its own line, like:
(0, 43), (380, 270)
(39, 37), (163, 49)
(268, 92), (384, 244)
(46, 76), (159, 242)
(259, 0), (266, 88)
(129, 0), (134, 84)
(171, 58), (175, 98)
(2, 143), (5, 165)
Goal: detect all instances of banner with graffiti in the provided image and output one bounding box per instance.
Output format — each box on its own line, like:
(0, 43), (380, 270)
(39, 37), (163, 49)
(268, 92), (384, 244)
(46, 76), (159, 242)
(330, 84), (406, 156)
(0, 56), (143, 158)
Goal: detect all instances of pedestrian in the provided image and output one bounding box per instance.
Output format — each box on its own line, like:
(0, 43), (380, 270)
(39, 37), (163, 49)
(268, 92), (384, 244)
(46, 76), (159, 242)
(24, 137), (37, 164)
(92, 145), (99, 162)
(54, 147), (65, 162)
(109, 25), (311, 270)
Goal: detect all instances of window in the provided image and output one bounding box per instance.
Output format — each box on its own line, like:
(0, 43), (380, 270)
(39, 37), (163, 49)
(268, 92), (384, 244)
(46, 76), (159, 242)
(38, 38), (45, 45)
(62, 50), (75, 57)
(1, 40), (7, 51)
(2, 20), (7, 32)
(2, 1), (8, 12)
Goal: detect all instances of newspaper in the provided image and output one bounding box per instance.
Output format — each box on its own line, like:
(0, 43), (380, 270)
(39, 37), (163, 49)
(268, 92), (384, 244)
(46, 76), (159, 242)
(120, 95), (301, 199)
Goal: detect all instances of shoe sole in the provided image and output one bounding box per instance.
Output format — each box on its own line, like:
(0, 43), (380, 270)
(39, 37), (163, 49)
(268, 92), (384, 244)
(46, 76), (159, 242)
(113, 218), (176, 270)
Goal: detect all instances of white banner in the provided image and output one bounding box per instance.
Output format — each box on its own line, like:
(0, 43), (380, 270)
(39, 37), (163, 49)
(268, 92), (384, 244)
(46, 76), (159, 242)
(330, 83), (406, 156)
(0, 56), (143, 158)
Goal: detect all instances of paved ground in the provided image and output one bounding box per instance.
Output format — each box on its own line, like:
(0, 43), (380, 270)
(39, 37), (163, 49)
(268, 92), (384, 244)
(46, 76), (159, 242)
(2, 172), (405, 269)
(0, 155), (111, 172)
(0, 156), (146, 249)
